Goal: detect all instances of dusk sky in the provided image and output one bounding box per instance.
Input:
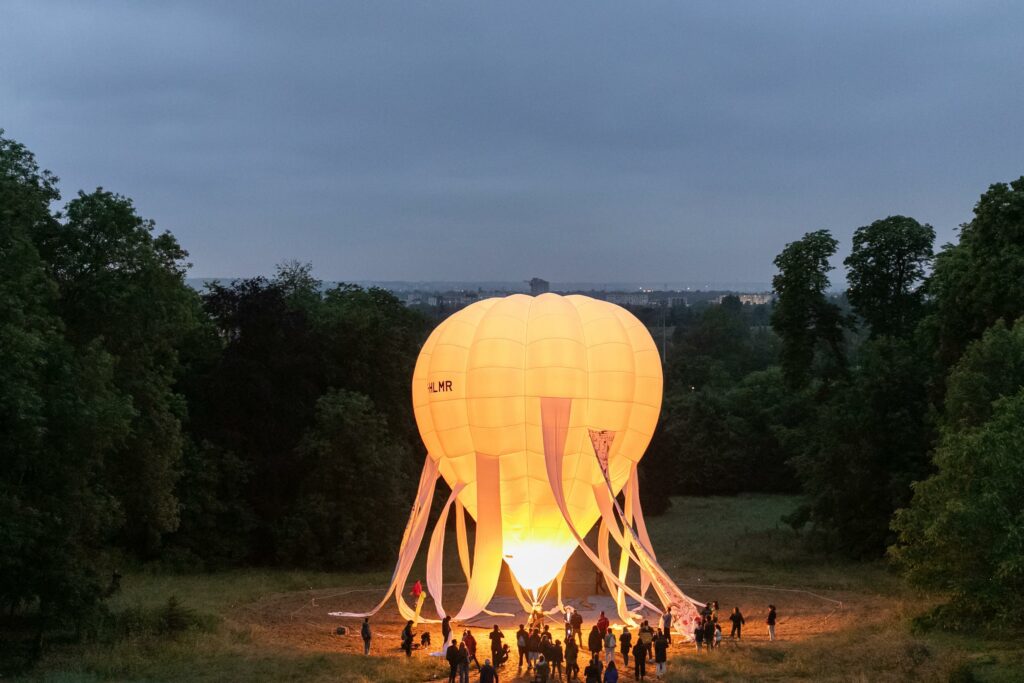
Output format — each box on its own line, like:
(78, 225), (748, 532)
(4, 1), (1023, 285)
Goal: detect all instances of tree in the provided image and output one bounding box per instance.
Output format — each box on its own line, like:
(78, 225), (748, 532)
(186, 270), (429, 566)
(786, 336), (933, 557)
(771, 230), (849, 388)
(31, 189), (200, 555)
(927, 177), (1024, 371)
(1, 132), (131, 636)
(844, 216), (935, 338)
(273, 390), (411, 568)
(943, 318), (1024, 429)
(891, 388), (1024, 626)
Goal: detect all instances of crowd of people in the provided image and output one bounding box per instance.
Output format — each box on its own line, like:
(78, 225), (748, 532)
(356, 588), (781, 681)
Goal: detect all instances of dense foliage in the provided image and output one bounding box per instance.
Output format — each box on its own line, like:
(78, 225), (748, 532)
(0, 133), (429, 657)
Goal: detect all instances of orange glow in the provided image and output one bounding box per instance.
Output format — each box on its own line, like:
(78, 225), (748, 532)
(412, 293), (662, 591)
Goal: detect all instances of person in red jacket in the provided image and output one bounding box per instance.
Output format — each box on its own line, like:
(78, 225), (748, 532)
(463, 629), (480, 669)
(596, 611), (609, 638)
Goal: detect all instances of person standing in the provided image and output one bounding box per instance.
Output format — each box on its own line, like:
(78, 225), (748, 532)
(766, 605), (777, 642)
(571, 608), (584, 647)
(638, 621), (653, 661)
(458, 640), (470, 683)
(587, 625), (603, 661)
(703, 618), (715, 650)
(463, 630), (479, 669)
(584, 656), (603, 683)
(596, 611), (609, 638)
(528, 628), (543, 671)
(446, 639), (460, 683)
(535, 654), (551, 683)
(489, 625), (504, 667)
(565, 635), (580, 680)
(653, 630), (668, 675)
(631, 640), (646, 680)
(660, 607), (673, 645)
(516, 624), (529, 669)
(564, 607), (574, 643)
(479, 658), (499, 683)
(693, 618), (704, 653)
(603, 627), (616, 665)
(402, 620), (414, 657)
(618, 627), (632, 668)
(360, 617), (371, 655)
(442, 615), (452, 651)
(729, 607), (745, 640)
(551, 639), (564, 680)
(411, 580), (427, 622)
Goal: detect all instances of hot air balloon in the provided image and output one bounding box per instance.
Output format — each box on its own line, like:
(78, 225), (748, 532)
(331, 293), (701, 629)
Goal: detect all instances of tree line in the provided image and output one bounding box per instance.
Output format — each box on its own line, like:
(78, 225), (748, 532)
(1, 132), (430, 646)
(3, 127), (1023, 650)
(648, 183), (1024, 628)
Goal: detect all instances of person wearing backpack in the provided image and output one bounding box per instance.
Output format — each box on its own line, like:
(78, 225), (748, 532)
(516, 624), (529, 669)
(603, 627), (616, 664)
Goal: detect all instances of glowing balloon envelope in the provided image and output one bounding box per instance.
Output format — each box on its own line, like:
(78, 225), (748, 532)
(412, 293), (660, 590)
(331, 293), (701, 630)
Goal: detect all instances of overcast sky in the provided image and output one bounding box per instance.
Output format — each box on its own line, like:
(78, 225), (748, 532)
(3, 1), (1023, 285)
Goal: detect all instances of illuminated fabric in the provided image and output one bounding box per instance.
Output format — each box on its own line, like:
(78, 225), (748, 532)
(331, 293), (701, 630)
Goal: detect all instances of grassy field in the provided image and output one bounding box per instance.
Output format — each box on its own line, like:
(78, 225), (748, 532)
(14, 495), (1023, 682)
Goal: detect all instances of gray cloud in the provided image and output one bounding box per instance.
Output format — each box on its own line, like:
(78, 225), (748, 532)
(3, 0), (1023, 284)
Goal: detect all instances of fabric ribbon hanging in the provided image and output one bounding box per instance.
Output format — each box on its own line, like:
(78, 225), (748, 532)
(328, 456), (441, 622)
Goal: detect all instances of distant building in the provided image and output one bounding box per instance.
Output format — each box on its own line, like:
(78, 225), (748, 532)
(606, 292), (650, 306)
(529, 277), (550, 295)
(716, 292), (774, 305)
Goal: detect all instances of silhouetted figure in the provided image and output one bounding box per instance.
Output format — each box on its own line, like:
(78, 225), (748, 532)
(619, 627), (632, 667)
(729, 607), (745, 639)
(631, 640), (646, 680)
(360, 617), (371, 655)
(402, 620), (414, 657)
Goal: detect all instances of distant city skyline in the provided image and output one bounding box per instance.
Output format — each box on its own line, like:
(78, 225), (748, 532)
(5, 2), (1023, 284)
(187, 277), (775, 293)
